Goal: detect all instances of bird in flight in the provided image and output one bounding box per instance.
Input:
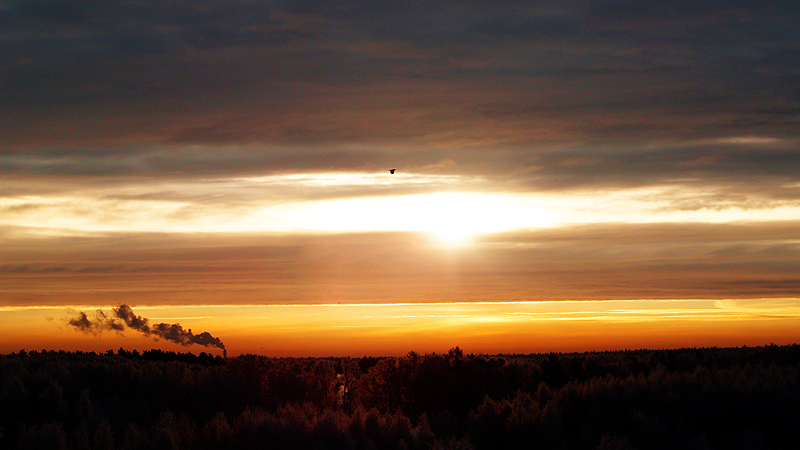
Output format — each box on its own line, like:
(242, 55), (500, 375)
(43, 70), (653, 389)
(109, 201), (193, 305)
(389, 168), (396, 174)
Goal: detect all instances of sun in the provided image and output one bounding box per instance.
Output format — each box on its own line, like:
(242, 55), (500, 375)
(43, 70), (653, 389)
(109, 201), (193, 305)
(426, 214), (477, 246)
(430, 228), (474, 246)
(401, 192), (508, 245)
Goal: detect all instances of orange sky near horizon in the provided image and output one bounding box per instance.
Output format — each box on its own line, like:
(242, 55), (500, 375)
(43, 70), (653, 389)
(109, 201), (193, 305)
(3, 299), (800, 357)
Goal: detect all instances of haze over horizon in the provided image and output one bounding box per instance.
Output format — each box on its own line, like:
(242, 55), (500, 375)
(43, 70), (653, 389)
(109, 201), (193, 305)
(2, 0), (799, 356)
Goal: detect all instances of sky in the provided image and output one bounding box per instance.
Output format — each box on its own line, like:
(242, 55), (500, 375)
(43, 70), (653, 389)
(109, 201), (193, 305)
(2, 0), (800, 356)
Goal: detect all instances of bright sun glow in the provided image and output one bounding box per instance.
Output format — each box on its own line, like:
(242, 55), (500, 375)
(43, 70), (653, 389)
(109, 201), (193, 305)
(3, 172), (800, 239)
(400, 192), (521, 245)
(416, 196), (479, 245)
(429, 223), (473, 245)
(278, 191), (557, 243)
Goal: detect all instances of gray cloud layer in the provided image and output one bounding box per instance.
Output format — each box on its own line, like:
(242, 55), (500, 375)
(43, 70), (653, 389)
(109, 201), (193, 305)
(4, 224), (795, 307)
(2, 1), (798, 181)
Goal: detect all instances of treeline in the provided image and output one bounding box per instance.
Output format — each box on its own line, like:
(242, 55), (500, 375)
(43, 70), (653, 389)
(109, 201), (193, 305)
(2, 345), (800, 450)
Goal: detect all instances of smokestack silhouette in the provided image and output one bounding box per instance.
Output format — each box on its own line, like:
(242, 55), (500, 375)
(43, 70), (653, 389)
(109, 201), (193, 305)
(68, 304), (225, 353)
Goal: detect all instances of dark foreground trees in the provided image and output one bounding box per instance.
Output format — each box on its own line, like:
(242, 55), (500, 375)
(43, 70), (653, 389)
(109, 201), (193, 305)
(2, 345), (800, 449)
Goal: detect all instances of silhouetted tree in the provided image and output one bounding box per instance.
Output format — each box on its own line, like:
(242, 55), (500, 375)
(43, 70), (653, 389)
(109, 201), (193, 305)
(92, 421), (115, 450)
(17, 422), (67, 450)
(4, 345), (800, 450)
(361, 355), (417, 413)
(337, 358), (362, 412)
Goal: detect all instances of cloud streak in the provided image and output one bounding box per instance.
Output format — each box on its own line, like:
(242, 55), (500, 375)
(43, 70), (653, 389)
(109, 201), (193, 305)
(68, 304), (226, 355)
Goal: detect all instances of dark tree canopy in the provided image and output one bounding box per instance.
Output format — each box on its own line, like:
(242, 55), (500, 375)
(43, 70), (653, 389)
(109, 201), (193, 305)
(2, 345), (800, 450)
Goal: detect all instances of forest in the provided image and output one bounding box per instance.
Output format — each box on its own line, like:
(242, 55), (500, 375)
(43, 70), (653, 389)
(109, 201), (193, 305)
(2, 344), (799, 450)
